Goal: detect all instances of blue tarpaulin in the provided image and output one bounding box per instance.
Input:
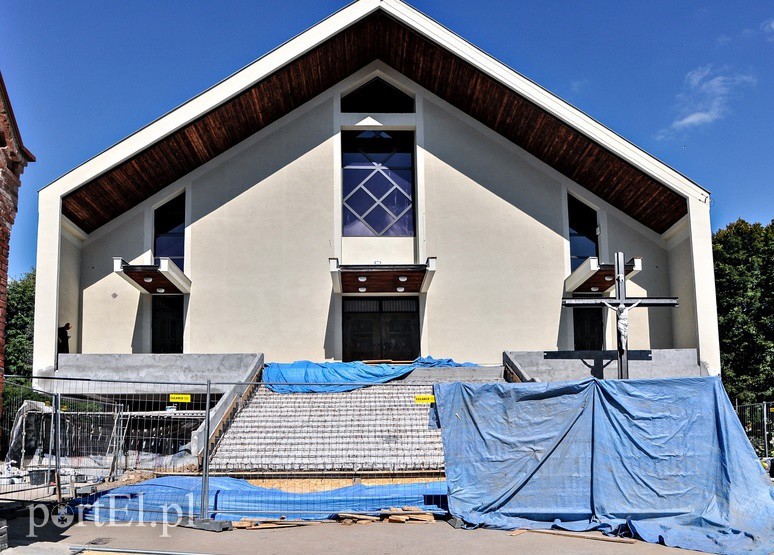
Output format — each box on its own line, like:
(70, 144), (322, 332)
(433, 377), (774, 555)
(80, 477), (447, 522)
(263, 356), (475, 393)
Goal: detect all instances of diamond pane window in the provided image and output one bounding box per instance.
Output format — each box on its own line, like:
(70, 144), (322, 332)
(342, 131), (415, 237)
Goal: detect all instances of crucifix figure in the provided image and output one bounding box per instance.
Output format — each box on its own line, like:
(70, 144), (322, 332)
(562, 252), (678, 379)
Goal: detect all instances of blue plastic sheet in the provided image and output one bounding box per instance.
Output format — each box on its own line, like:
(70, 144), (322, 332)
(434, 377), (774, 555)
(263, 356), (475, 393)
(412, 356), (476, 368)
(80, 477), (447, 522)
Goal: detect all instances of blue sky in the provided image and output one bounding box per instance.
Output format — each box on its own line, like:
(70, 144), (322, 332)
(2, 0), (772, 278)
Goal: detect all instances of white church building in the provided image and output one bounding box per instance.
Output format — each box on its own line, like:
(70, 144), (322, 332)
(33, 0), (721, 381)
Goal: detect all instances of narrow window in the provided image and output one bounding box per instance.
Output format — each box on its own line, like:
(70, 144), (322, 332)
(154, 193), (185, 269)
(568, 195), (598, 272)
(342, 130), (415, 237)
(341, 78), (415, 113)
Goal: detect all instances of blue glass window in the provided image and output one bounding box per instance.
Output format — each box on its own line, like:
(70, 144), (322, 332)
(342, 131), (415, 237)
(154, 193), (185, 269)
(568, 195), (598, 272)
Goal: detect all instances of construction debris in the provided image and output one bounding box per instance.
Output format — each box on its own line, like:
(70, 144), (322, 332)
(231, 518), (322, 530)
(335, 507), (437, 525)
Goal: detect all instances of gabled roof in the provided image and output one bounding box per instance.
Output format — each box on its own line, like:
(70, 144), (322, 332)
(52, 0), (708, 234)
(0, 71), (35, 163)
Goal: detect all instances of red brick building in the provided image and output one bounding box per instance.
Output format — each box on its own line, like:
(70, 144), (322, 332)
(0, 71), (34, 387)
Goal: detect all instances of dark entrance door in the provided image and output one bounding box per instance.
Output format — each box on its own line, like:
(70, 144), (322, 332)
(152, 295), (184, 353)
(343, 297), (420, 362)
(573, 307), (604, 351)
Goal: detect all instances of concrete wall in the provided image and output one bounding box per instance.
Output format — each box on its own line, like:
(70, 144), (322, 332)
(669, 237), (699, 349)
(44, 79), (704, 367)
(504, 349), (703, 382)
(58, 233), (82, 351)
(44, 352), (262, 393)
(80, 212), (148, 353)
(605, 213), (673, 350)
(421, 101), (567, 362)
(186, 100), (335, 361)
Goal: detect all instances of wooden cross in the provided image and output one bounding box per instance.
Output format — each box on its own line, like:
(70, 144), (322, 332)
(562, 252), (678, 379)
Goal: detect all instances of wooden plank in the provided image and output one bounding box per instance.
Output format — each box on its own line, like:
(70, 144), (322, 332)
(337, 513), (379, 521)
(519, 529), (637, 544)
(381, 510), (434, 515)
(506, 529), (529, 537)
(407, 514), (435, 522)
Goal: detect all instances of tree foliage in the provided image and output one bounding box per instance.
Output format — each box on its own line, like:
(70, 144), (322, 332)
(713, 220), (774, 403)
(4, 268), (35, 377)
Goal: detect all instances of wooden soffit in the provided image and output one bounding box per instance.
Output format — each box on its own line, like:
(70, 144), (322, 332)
(62, 12), (688, 234)
(113, 257), (191, 295)
(330, 257), (436, 294)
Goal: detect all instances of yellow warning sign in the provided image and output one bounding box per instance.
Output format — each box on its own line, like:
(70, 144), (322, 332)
(414, 395), (435, 404)
(169, 394), (191, 403)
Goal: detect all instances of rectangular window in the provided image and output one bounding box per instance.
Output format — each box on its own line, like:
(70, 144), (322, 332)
(568, 195), (598, 272)
(154, 193), (185, 269)
(342, 131), (415, 237)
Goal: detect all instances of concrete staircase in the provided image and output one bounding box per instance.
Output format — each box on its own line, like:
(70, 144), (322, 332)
(209, 366), (503, 473)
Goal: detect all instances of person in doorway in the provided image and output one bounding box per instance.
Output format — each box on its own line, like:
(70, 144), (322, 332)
(57, 323), (71, 354)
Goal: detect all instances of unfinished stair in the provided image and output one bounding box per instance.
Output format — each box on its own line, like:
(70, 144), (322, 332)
(209, 366), (504, 473)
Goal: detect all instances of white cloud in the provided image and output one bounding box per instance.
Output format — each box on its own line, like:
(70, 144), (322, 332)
(716, 34), (732, 46)
(657, 65), (755, 140)
(762, 18), (774, 41)
(570, 79), (589, 94)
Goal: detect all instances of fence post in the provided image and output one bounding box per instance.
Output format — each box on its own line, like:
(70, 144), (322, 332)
(764, 402), (770, 459)
(54, 393), (62, 503)
(200, 380), (211, 521)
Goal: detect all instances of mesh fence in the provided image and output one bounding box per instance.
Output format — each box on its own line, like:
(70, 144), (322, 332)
(736, 402), (773, 459)
(0, 375), (448, 521)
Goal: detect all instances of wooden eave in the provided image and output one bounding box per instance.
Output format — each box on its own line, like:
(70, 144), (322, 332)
(61, 11), (688, 234)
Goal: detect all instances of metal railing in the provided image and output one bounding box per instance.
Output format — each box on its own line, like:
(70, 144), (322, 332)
(736, 402), (773, 459)
(0, 375), (448, 523)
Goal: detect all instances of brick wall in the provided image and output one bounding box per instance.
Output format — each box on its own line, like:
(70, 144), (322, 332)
(0, 88), (29, 396)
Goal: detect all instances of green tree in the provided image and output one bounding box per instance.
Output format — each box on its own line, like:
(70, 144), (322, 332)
(713, 220), (774, 403)
(4, 268), (35, 377)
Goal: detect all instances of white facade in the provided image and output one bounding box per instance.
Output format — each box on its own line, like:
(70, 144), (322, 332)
(33, 1), (720, 374)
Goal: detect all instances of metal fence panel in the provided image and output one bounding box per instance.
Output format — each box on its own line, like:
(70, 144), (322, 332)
(736, 402), (772, 459)
(0, 375), (448, 522)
